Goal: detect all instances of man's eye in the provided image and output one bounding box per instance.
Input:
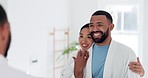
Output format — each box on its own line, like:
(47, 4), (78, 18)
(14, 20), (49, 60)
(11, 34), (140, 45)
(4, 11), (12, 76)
(98, 24), (103, 26)
(89, 25), (93, 27)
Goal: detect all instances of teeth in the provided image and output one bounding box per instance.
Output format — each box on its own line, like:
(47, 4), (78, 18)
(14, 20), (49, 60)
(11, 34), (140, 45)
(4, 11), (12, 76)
(82, 44), (87, 47)
(94, 33), (100, 36)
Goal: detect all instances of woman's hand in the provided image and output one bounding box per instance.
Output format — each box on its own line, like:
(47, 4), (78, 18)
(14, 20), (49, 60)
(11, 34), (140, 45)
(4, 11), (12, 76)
(73, 49), (89, 78)
(129, 57), (145, 77)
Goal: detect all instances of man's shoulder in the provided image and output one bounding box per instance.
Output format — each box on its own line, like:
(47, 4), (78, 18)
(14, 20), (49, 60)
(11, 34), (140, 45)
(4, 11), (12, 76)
(111, 40), (132, 50)
(0, 63), (34, 78)
(111, 40), (136, 56)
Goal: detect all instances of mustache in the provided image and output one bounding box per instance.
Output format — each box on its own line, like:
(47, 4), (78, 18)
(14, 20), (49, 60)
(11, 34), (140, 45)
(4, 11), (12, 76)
(91, 31), (103, 35)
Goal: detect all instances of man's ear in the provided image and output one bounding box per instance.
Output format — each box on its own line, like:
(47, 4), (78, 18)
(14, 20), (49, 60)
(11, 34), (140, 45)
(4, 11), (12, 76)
(110, 23), (114, 31)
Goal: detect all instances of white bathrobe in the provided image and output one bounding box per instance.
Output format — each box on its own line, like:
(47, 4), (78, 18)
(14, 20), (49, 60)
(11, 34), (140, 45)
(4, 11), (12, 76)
(61, 40), (139, 78)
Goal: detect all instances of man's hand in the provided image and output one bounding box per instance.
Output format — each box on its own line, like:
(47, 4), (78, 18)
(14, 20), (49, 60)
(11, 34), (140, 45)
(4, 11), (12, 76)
(73, 49), (89, 78)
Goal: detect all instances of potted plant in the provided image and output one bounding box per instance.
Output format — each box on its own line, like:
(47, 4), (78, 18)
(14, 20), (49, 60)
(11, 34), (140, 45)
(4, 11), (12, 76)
(63, 41), (79, 55)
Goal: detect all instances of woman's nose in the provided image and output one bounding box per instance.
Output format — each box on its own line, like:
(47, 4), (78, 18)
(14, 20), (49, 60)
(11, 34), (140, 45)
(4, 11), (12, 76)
(82, 38), (87, 42)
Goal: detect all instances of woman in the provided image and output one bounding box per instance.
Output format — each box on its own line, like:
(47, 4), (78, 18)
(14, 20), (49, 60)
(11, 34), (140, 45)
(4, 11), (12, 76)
(61, 23), (93, 78)
(61, 23), (144, 78)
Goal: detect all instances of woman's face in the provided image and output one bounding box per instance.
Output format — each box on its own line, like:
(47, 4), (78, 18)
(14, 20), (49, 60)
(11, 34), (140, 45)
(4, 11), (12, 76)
(78, 27), (93, 51)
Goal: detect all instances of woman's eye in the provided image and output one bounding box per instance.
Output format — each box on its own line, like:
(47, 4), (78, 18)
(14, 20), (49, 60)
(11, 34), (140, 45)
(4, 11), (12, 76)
(88, 37), (91, 38)
(87, 37), (91, 39)
(79, 35), (83, 38)
(88, 35), (92, 38)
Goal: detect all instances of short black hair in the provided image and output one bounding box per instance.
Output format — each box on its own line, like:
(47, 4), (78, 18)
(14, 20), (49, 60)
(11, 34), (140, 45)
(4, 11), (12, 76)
(0, 5), (8, 26)
(80, 23), (89, 32)
(92, 10), (113, 23)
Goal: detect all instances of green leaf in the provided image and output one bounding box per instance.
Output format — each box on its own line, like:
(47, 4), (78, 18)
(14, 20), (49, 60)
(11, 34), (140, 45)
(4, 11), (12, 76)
(62, 41), (79, 55)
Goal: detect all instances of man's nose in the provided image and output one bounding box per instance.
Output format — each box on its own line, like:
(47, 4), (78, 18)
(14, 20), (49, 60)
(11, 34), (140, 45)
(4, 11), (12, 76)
(92, 25), (99, 31)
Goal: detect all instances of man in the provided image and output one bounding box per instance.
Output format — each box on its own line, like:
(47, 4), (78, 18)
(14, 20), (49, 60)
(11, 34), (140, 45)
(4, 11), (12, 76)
(90, 10), (139, 78)
(0, 4), (35, 78)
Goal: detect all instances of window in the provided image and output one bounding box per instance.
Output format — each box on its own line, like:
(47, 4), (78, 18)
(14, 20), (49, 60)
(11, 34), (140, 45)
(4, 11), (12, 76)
(107, 5), (138, 33)
(105, 5), (140, 56)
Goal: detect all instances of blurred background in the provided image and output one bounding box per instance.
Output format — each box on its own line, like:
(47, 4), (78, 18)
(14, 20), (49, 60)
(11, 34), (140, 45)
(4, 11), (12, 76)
(0, 0), (147, 78)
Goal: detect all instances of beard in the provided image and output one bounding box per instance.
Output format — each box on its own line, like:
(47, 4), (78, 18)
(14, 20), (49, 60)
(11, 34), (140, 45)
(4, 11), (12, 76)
(4, 33), (11, 57)
(90, 28), (109, 43)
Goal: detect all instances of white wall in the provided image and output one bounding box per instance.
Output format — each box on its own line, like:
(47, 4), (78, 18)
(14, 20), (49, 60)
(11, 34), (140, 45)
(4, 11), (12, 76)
(143, 0), (148, 77)
(7, 0), (70, 77)
(69, 0), (98, 42)
(0, 0), (6, 10)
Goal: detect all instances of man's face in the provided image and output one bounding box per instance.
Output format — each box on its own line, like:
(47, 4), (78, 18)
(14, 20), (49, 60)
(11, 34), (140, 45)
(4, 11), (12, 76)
(0, 22), (11, 57)
(89, 15), (111, 43)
